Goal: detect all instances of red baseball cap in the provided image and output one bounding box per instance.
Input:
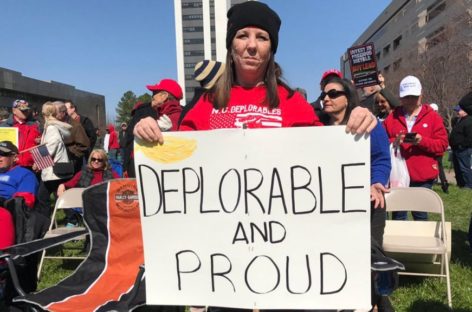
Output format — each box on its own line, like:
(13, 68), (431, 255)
(146, 79), (183, 100)
(320, 69), (343, 83)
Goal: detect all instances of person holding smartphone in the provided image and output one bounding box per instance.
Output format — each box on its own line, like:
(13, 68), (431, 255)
(383, 76), (448, 221)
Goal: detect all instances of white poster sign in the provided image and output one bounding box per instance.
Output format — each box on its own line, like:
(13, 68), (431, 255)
(135, 126), (371, 310)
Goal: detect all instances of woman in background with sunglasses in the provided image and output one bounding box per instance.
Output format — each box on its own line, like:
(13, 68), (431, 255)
(57, 149), (119, 198)
(320, 76), (394, 312)
(57, 149), (119, 227)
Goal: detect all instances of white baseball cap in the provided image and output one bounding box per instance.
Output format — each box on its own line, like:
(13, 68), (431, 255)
(399, 75), (422, 98)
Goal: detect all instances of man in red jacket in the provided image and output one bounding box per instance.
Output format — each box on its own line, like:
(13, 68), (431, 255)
(0, 100), (41, 170)
(106, 124), (120, 161)
(383, 76), (448, 220)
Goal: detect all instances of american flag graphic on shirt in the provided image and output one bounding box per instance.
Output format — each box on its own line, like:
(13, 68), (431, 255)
(31, 145), (54, 170)
(209, 104), (282, 129)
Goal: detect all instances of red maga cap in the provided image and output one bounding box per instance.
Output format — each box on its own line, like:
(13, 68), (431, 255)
(146, 79), (183, 100)
(320, 69), (343, 83)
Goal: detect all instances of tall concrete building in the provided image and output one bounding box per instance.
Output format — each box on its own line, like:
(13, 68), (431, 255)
(0, 67), (106, 129)
(174, 0), (246, 104)
(342, 0), (471, 108)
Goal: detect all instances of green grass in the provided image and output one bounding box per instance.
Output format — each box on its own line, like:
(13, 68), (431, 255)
(442, 150), (454, 171)
(31, 185), (472, 311)
(388, 185), (472, 312)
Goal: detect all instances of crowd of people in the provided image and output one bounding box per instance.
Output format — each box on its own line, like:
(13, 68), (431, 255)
(0, 1), (471, 311)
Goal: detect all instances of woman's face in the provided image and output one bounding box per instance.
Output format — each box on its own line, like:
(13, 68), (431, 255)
(376, 93), (391, 113)
(231, 27), (271, 84)
(90, 152), (105, 170)
(322, 82), (348, 115)
(151, 92), (167, 108)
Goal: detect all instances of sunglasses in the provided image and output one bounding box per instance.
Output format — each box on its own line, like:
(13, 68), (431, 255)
(320, 89), (347, 100)
(0, 151), (13, 157)
(91, 157), (104, 163)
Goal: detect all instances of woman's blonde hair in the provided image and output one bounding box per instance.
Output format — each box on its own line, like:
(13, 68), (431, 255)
(87, 149), (111, 170)
(42, 101), (57, 121)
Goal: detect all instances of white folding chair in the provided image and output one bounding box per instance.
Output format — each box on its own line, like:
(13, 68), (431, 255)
(383, 187), (452, 308)
(37, 187), (87, 279)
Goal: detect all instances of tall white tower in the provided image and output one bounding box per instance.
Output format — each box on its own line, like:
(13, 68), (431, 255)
(174, 0), (246, 104)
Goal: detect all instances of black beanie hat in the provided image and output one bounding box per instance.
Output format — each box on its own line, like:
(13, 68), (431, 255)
(458, 91), (472, 115)
(226, 1), (281, 53)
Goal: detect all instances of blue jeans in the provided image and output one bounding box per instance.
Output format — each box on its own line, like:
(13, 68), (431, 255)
(108, 149), (118, 161)
(452, 148), (472, 188)
(392, 180), (433, 221)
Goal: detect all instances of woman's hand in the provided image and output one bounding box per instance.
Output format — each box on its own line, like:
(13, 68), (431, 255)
(133, 117), (164, 144)
(346, 107), (377, 134)
(57, 184), (66, 197)
(370, 183), (390, 209)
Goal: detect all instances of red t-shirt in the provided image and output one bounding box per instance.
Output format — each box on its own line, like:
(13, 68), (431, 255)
(180, 85), (322, 130)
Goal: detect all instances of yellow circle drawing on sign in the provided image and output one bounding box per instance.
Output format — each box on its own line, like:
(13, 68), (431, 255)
(135, 136), (197, 164)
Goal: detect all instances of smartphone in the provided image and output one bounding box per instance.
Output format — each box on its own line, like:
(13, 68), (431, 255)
(403, 132), (417, 143)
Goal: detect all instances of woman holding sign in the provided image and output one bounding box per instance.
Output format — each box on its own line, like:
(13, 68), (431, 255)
(134, 1), (378, 311)
(320, 76), (393, 312)
(134, 2), (376, 139)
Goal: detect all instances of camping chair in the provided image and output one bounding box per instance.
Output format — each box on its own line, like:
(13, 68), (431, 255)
(383, 187), (452, 308)
(1, 179), (146, 311)
(37, 187), (87, 279)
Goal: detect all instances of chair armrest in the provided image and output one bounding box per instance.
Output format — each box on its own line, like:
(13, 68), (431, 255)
(0, 230), (86, 300)
(1, 230), (88, 260)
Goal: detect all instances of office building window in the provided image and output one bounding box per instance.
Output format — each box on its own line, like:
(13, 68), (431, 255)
(185, 63), (197, 68)
(393, 59), (402, 71)
(376, 52), (381, 61)
(182, 2), (202, 8)
(183, 14), (203, 21)
(184, 50), (205, 56)
(393, 35), (402, 50)
(383, 44), (390, 56)
(184, 38), (204, 44)
(427, 0), (446, 22)
(383, 65), (390, 73)
(183, 26), (204, 32)
(426, 27), (446, 49)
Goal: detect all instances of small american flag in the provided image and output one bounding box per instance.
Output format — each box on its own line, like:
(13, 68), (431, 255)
(31, 145), (54, 170)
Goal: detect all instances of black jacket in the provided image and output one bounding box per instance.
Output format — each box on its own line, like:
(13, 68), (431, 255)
(80, 115), (97, 151)
(449, 115), (472, 149)
(123, 103), (157, 175)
